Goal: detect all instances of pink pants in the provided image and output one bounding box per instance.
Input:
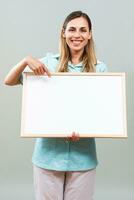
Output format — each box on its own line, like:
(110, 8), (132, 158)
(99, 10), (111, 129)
(33, 165), (96, 200)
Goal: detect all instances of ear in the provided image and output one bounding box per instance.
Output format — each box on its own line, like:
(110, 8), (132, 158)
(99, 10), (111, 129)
(62, 29), (66, 38)
(63, 33), (66, 38)
(88, 31), (92, 40)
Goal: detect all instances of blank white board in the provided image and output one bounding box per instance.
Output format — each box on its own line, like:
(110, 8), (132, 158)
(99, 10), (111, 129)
(21, 72), (127, 138)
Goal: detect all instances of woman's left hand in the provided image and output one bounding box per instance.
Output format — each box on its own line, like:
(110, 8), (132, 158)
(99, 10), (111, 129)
(65, 131), (80, 142)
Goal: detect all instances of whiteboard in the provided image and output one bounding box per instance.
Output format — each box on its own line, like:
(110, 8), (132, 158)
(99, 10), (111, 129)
(21, 72), (127, 138)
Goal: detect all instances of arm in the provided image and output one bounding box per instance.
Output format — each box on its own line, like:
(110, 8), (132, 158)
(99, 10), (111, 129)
(4, 56), (51, 86)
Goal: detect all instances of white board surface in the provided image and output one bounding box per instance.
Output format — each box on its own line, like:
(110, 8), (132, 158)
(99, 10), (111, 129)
(21, 73), (127, 138)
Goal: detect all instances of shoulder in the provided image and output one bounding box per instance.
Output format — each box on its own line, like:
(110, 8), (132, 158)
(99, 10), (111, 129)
(39, 53), (59, 72)
(95, 60), (108, 72)
(40, 52), (59, 62)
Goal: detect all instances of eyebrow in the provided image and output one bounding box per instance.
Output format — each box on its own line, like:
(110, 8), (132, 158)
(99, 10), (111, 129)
(68, 26), (87, 29)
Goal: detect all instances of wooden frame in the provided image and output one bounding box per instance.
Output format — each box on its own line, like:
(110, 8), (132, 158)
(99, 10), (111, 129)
(21, 72), (127, 138)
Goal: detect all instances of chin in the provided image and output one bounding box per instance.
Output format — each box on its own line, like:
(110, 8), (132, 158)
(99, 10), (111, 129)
(70, 46), (84, 52)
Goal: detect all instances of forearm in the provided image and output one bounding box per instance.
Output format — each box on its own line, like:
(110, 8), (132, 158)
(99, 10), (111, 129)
(4, 58), (27, 86)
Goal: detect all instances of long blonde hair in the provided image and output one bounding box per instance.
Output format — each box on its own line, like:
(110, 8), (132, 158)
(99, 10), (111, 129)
(57, 11), (97, 72)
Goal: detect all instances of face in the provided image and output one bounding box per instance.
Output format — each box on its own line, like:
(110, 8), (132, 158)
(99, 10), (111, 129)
(63, 17), (92, 53)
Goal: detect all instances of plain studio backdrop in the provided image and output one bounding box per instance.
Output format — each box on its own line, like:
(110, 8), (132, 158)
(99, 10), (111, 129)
(0, 0), (134, 199)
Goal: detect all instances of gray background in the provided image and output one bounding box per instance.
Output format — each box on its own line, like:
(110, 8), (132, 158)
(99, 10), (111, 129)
(0, 0), (134, 199)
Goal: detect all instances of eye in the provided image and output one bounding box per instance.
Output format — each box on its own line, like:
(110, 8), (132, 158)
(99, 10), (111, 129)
(68, 28), (75, 32)
(81, 29), (87, 32)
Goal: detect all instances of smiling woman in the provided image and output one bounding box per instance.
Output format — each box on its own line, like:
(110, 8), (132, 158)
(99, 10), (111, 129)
(4, 10), (108, 200)
(63, 17), (91, 52)
(58, 11), (97, 72)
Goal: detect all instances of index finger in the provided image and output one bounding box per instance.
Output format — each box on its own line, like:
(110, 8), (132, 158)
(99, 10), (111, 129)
(43, 65), (51, 77)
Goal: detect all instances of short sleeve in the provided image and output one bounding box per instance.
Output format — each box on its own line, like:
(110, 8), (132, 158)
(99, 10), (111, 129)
(96, 61), (108, 72)
(40, 53), (59, 72)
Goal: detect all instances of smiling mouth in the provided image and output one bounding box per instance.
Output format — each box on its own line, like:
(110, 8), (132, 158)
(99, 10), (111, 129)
(71, 40), (83, 45)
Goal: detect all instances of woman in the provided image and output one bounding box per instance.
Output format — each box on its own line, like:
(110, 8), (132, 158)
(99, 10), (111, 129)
(4, 11), (107, 200)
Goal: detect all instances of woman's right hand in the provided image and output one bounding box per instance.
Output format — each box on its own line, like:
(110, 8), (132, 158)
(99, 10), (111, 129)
(24, 55), (51, 77)
(4, 55), (51, 86)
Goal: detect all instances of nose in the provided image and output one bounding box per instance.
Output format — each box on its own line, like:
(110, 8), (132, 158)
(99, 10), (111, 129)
(73, 30), (81, 37)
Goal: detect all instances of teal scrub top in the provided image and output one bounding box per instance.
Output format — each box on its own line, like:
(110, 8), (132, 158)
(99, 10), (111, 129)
(22, 53), (107, 171)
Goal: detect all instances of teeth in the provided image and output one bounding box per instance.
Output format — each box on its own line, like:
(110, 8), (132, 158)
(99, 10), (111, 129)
(72, 40), (82, 44)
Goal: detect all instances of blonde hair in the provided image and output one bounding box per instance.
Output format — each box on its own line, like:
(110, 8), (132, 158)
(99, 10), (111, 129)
(57, 11), (97, 72)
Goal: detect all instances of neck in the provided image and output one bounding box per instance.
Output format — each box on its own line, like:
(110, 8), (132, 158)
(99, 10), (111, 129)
(70, 49), (84, 65)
